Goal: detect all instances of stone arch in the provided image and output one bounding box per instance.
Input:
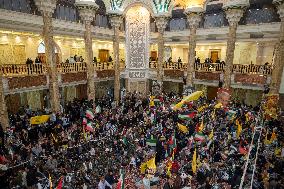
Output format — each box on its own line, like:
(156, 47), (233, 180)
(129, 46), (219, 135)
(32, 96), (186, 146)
(37, 41), (62, 64)
(122, 0), (155, 16)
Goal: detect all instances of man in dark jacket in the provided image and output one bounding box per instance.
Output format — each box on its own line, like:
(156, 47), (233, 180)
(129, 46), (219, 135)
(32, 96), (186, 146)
(105, 170), (115, 189)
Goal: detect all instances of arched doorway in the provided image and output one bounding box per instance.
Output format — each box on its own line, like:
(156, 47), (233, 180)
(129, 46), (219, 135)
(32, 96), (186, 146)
(37, 41), (61, 64)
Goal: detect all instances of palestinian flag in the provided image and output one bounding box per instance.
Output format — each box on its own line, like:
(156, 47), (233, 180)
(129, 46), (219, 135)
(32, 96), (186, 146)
(178, 111), (197, 120)
(85, 122), (94, 132)
(86, 109), (95, 120)
(116, 169), (125, 189)
(194, 132), (206, 141)
(146, 136), (157, 147)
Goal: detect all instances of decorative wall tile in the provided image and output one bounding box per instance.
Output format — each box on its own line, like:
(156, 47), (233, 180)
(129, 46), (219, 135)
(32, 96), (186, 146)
(164, 70), (184, 78)
(8, 75), (47, 89)
(96, 70), (115, 78)
(234, 73), (266, 85)
(195, 72), (220, 81)
(61, 72), (87, 83)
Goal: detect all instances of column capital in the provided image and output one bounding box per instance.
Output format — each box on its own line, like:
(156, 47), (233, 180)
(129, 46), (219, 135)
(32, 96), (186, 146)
(185, 12), (202, 29)
(224, 8), (245, 26)
(273, 0), (284, 20)
(34, 0), (57, 16)
(109, 14), (123, 29)
(75, 0), (98, 22)
(155, 16), (169, 33)
(223, 0), (249, 10)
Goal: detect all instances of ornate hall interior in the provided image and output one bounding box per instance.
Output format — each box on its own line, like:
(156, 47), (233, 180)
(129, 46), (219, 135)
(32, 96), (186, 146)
(0, 0), (284, 188)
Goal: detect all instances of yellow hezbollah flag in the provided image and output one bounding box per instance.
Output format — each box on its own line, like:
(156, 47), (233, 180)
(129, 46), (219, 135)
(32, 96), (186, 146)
(172, 101), (184, 110)
(147, 157), (156, 170)
(177, 123), (189, 133)
(183, 91), (203, 102)
(173, 91), (203, 110)
(166, 160), (172, 176)
(209, 129), (214, 140)
(140, 157), (157, 173)
(214, 102), (222, 109)
(192, 148), (197, 174)
(197, 104), (208, 112)
(149, 96), (155, 107)
(140, 162), (148, 174)
(270, 131), (277, 143)
(264, 130), (270, 145)
(49, 174), (52, 189)
(30, 115), (50, 125)
(199, 119), (204, 132)
(236, 119), (242, 139)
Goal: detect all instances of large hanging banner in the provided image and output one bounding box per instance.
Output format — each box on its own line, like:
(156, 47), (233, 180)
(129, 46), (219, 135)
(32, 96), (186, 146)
(125, 6), (150, 79)
(217, 88), (231, 108)
(151, 80), (161, 96)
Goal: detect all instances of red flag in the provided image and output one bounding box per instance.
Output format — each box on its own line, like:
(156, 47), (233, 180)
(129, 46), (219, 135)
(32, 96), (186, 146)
(56, 176), (64, 189)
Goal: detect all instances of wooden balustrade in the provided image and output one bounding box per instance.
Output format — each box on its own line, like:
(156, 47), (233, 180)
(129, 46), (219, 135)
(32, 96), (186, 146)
(0, 62), (272, 77)
(94, 62), (114, 70)
(1, 64), (46, 76)
(194, 63), (224, 72)
(59, 62), (87, 73)
(149, 61), (186, 70)
(233, 64), (272, 75)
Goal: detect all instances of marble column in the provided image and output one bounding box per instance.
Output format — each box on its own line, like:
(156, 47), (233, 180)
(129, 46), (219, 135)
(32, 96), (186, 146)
(76, 4), (98, 101)
(0, 76), (9, 131)
(270, 1), (284, 94)
(185, 12), (202, 87)
(155, 16), (168, 87)
(35, 0), (60, 113)
(110, 15), (123, 103)
(223, 8), (244, 88)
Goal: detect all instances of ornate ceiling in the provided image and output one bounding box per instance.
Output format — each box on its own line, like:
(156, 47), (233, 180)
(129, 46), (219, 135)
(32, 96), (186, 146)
(101, 0), (226, 15)
(73, 0), (274, 16)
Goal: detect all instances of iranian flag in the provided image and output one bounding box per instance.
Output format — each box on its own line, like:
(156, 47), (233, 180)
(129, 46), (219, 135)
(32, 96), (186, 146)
(86, 109), (95, 120)
(168, 131), (177, 154)
(116, 170), (125, 189)
(178, 111), (197, 120)
(194, 132), (206, 141)
(82, 117), (87, 125)
(85, 122), (94, 132)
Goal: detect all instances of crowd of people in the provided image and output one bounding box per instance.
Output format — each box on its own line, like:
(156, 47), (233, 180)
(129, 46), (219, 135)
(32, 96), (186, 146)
(0, 91), (283, 189)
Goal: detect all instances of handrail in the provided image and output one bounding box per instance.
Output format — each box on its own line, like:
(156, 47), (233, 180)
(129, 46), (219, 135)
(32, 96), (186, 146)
(59, 62), (87, 73)
(232, 64), (272, 75)
(194, 63), (224, 72)
(0, 62), (272, 76)
(1, 64), (46, 76)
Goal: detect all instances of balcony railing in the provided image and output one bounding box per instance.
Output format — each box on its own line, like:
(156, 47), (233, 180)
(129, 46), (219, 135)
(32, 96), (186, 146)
(0, 62), (273, 77)
(1, 64), (46, 76)
(149, 61), (187, 70)
(58, 62), (87, 73)
(232, 64), (272, 75)
(194, 63), (224, 72)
